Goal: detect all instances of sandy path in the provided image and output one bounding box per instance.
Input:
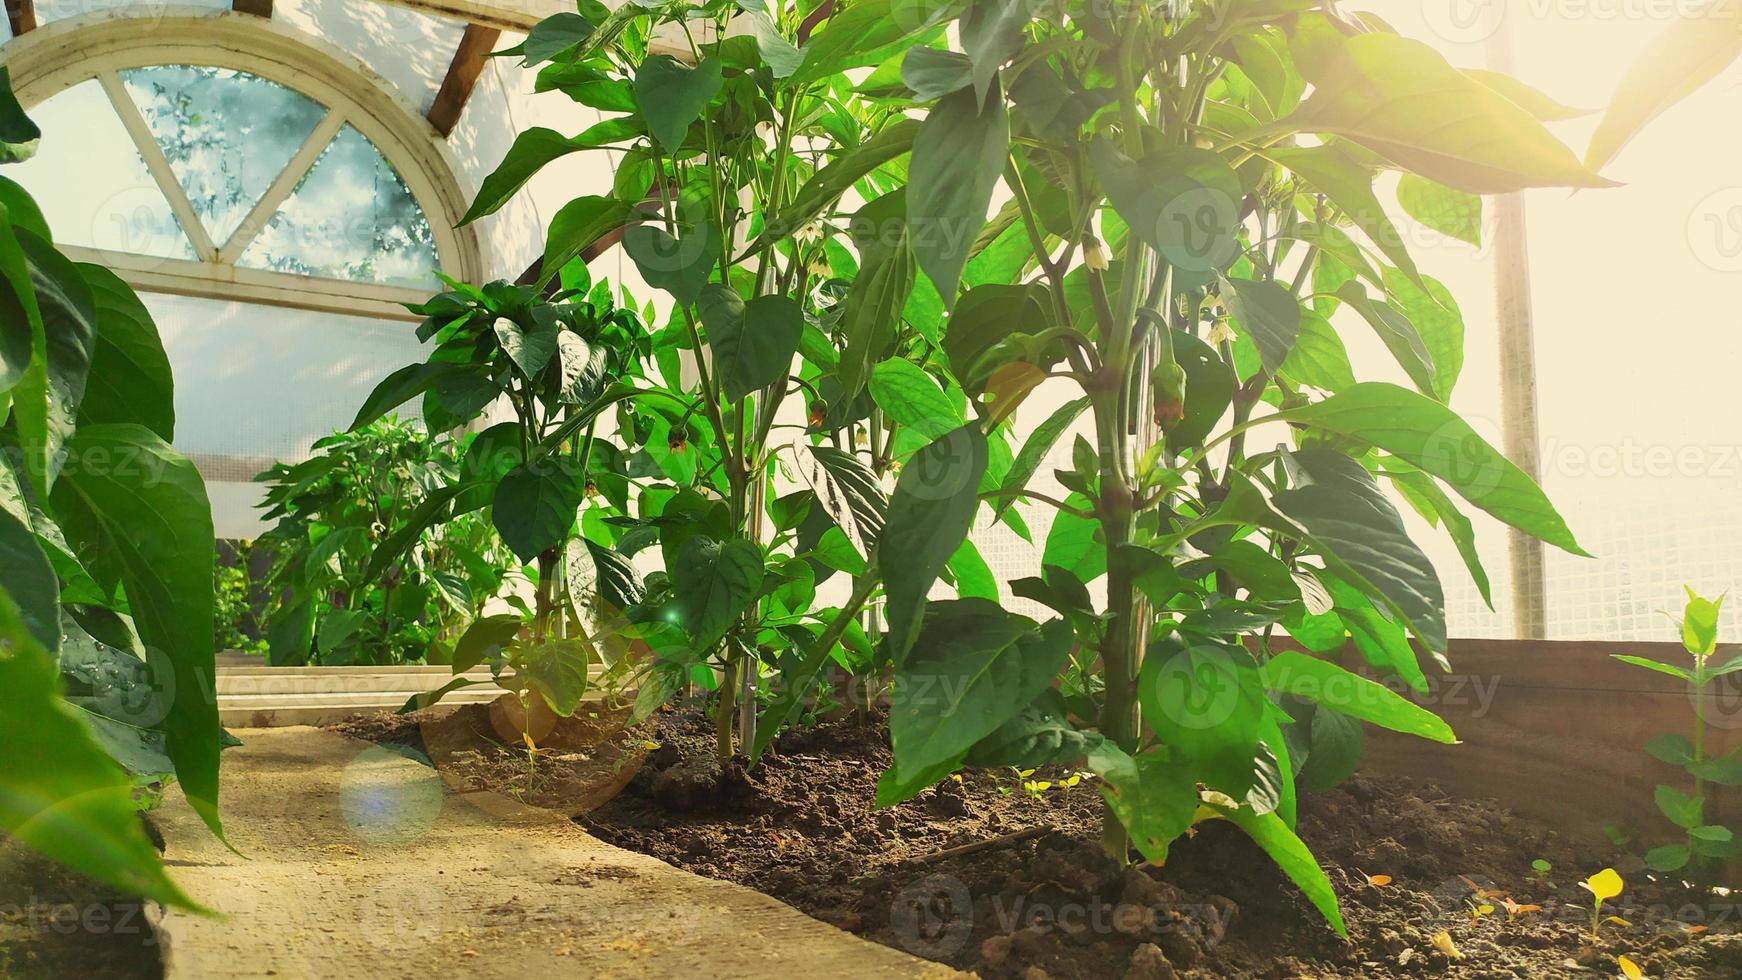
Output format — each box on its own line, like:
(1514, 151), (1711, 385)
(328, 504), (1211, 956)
(152, 726), (960, 979)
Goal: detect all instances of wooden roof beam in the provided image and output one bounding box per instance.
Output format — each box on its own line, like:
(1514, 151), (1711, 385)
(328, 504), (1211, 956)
(428, 24), (499, 137)
(367, 0), (571, 32)
(7, 0), (36, 36)
(232, 0), (274, 17)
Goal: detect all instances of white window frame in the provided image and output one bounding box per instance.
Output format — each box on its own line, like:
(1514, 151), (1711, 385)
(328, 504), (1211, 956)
(1, 9), (487, 320)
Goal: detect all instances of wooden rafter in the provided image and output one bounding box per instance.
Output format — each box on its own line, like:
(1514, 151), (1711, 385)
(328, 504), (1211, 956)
(232, 0), (273, 17)
(369, 0), (570, 32)
(7, 0), (35, 36)
(428, 24), (499, 137)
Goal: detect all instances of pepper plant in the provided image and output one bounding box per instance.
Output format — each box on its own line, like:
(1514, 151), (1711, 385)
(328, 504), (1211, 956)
(852, 4), (1611, 933)
(0, 68), (222, 908)
(1615, 588), (1742, 873)
(254, 418), (513, 665)
(356, 268), (653, 720)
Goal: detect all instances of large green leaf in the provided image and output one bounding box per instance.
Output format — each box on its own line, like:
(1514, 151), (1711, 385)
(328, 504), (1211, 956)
(0, 588), (202, 911)
(880, 423), (989, 659)
(1335, 282), (1436, 398)
(791, 0), (956, 83)
(696, 285), (802, 401)
(995, 396), (1088, 519)
(519, 639), (592, 716)
(1382, 269), (1462, 400)
(755, 119), (919, 249)
(908, 83), (1008, 308)
(672, 536), (764, 650)
(1260, 651), (1455, 743)
(492, 458), (585, 562)
(634, 55), (723, 155)
(350, 361), (460, 432)
(1092, 138), (1242, 288)
(1273, 449), (1447, 654)
(1086, 742), (1199, 863)
(892, 600), (1073, 776)
(623, 205), (718, 307)
(462, 128), (638, 225)
(541, 196), (633, 280)
(1166, 329), (1235, 450)
(0, 505), (56, 651)
(17, 233), (97, 490)
(869, 358), (961, 439)
(0, 67), (40, 163)
(1139, 636), (1268, 797)
(795, 444), (886, 563)
(494, 313), (559, 377)
(1586, 7), (1742, 171)
(1220, 275), (1300, 376)
(1387, 465), (1492, 607)
(49, 424), (222, 840)
(960, 0), (1030, 102)
(968, 689), (1103, 768)
(1395, 174), (1481, 248)
(1284, 383), (1586, 556)
(1287, 31), (1612, 193)
(1218, 804), (1347, 936)
(74, 265), (175, 440)
(901, 46), (973, 100)
(0, 208), (34, 399)
(1278, 311), (1355, 393)
(834, 189), (914, 403)
(452, 614), (523, 673)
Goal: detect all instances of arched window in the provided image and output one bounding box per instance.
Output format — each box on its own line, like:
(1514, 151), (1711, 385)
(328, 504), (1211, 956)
(3, 13), (485, 318)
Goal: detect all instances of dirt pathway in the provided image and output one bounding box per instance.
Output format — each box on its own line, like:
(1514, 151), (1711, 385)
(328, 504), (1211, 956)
(151, 727), (960, 979)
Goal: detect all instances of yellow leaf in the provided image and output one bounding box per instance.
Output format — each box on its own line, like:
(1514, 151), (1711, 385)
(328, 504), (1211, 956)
(1476, 904), (1494, 916)
(1366, 874), (1392, 887)
(1431, 931), (1463, 960)
(1584, 868), (1624, 902)
(1618, 954), (1644, 979)
(522, 733), (538, 751)
(1607, 915), (1633, 927)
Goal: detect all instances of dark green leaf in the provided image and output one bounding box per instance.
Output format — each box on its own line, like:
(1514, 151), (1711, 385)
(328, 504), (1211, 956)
(492, 459), (585, 561)
(74, 265), (174, 440)
(634, 55), (723, 155)
(542, 196), (633, 281)
(1086, 742), (1199, 863)
(0, 68), (40, 163)
(672, 536), (763, 649)
(1091, 138), (1241, 288)
(1220, 275), (1300, 376)
(0, 506), (56, 652)
(453, 614), (523, 673)
(995, 396), (1088, 519)
(900, 45), (972, 99)
(795, 444), (887, 563)
(697, 285), (802, 401)
(968, 689), (1103, 768)
(1261, 651), (1455, 742)
(908, 83), (1008, 308)
(881, 424), (989, 659)
(1139, 636), (1267, 797)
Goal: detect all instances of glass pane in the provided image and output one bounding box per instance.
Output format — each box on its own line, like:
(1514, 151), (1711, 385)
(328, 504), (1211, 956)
(237, 125), (439, 289)
(120, 65), (329, 247)
(7, 79), (193, 259)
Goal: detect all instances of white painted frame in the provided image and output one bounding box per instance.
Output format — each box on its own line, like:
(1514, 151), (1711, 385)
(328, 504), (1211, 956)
(1, 8), (488, 320)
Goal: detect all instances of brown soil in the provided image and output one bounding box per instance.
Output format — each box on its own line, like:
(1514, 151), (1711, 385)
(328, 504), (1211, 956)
(0, 824), (165, 979)
(341, 703), (1742, 978)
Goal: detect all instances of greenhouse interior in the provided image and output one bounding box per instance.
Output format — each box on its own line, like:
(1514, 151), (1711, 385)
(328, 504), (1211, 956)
(5, 0), (1742, 977)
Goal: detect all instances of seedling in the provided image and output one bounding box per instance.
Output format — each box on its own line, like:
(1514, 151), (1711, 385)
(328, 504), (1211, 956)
(1581, 868), (1625, 939)
(1500, 897), (1542, 920)
(1531, 858), (1552, 877)
(1614, 589), (1742, 874)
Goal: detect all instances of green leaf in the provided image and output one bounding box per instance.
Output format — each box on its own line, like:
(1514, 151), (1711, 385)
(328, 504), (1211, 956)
(452, 614), (523, 673)
(0, 506), (56, 651)
(1466, 70), (1591, 122)
(1298, 703), (1364, 792)
(880, 424), (989, 660)
(908, 83), (1008, 308)
(947, 537), (998, 600)
(1383, 269), (1463, 400)
(995, 396), (1088, 519)
(697, 285), (802, 401)
(494, 314), (559, 377)
(1656, 784), (1704, 829)
(1220, 276), (1300, 376)
(16, 233), (97, 490)
(892, 600), (1073, 776)
(492, 458), (585, 562)
(565, 537), (645, 617)
(1396, 174), (1481, 247)
(1386, 468), (1492, 608)
(541, 196), (633, 281)
(960, 0), (1029, 102)
(1092, 138), (1241, 289)
(634, 55), (723, 155)
(1586, 9), (1742, 171)
(1273, 450), (1447, 654)
(50, 425), (222, 840)
(795, 444), (886, 563)
(520, 12), (596, 67)
(1646, 733), (1695, 767)
(74, 265), (175, 440)
(1218, 805), (1347, 937)
(1283, 383), (1587, 556)
(1644, 843), (1692, 872)
(1279, 312), (1355, 393)
(672, 537), (764, 650)
(1139, 637), (1267, 797)
(1692, 824), (1734, 842)
(792, 0), (954, 83)
(351, 361), (456, 432)
(1042, 498), (1106, 584)
(1688, 756), (1742, 787)
(749, 12), (803, 77)
(1261, 651), (1455, 743)
(0, 587), (202, 911)
(869, 359), (960, 439)
(1287, 31), (1613, 193)
(941, 282), (1052, 392)
(462, 129), (625, 225)
(0, 67), (41, 163)
(623, 207), (718, 306)
(1086, 742), (1199, 863)
(901, 46), (973, 99)
(1334, 282), (1436, 397)
(1167, 329), (1235, 450)
(520, 639), (591, 716)
(968, 689), (1103, 768)
(1612, 654), (1691, 682)
(835, 189), (914, 403)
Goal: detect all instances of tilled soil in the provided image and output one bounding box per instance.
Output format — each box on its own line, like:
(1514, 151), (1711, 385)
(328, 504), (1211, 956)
(0, 827), (165, 979)
(343, 703), (1742, 978)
